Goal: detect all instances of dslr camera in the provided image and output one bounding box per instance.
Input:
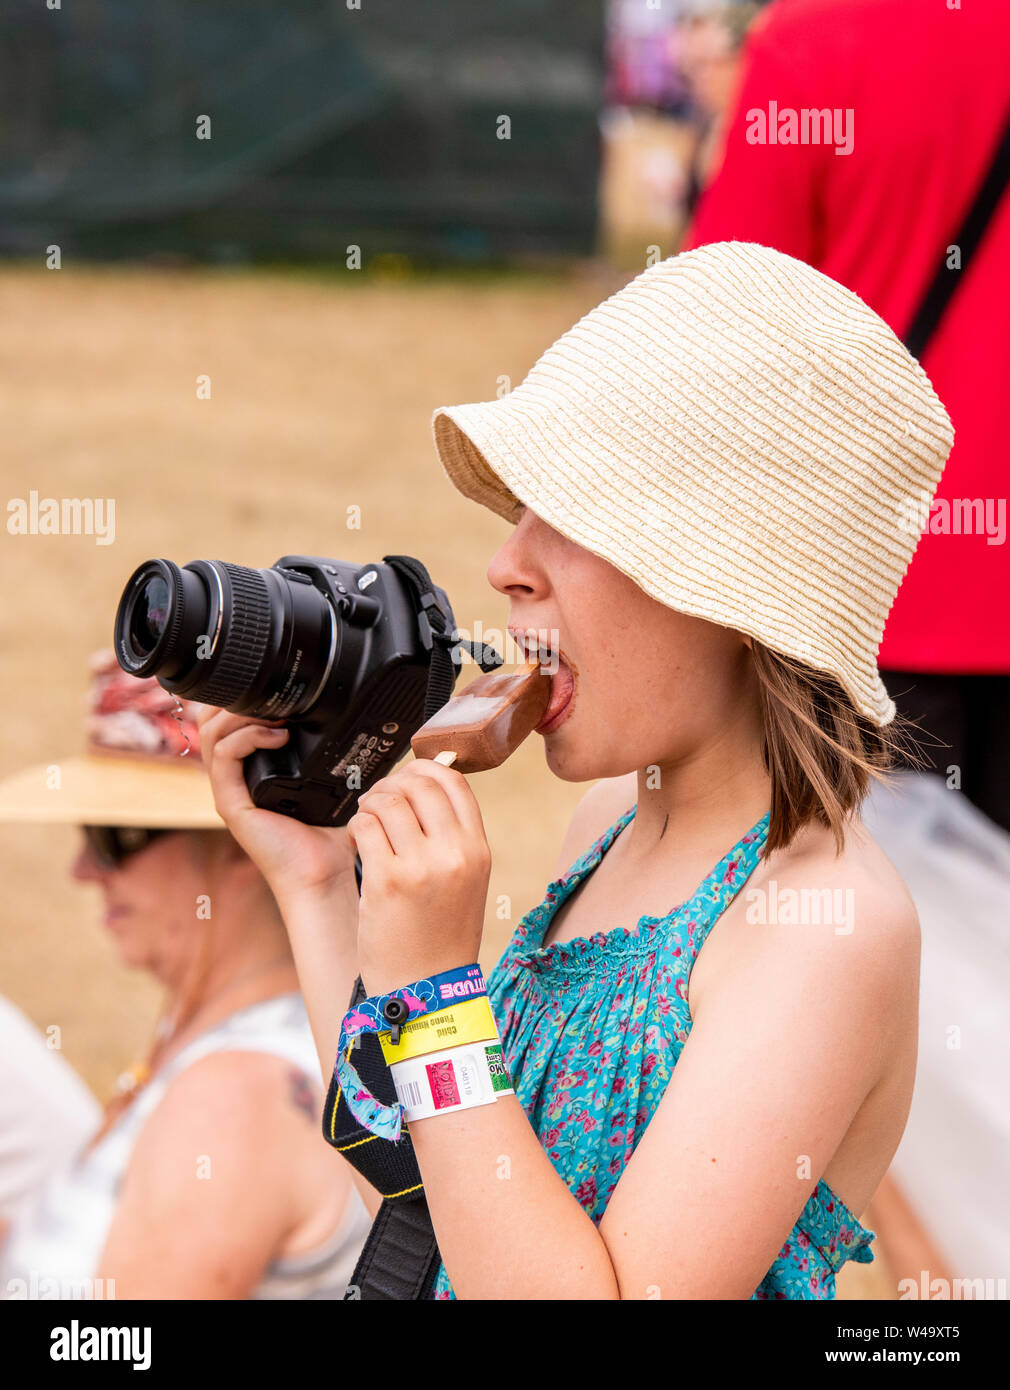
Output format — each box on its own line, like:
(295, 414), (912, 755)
(113, 553), (495, 825)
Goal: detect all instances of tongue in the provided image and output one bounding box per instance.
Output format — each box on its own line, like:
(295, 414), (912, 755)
(538, 658), (573, 727)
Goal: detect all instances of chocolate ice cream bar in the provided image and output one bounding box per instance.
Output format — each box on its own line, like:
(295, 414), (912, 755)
(410, 662), (552, 772)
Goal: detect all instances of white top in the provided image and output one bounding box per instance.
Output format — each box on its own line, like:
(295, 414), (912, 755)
(0, 996), (102, 1223)
(861, 773), (1010, 1285)
(1, 993), (372, 1299)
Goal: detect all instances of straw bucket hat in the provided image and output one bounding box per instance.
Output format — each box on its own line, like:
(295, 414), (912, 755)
(0, 649), (223, 828)
(430, 241), (955, 726)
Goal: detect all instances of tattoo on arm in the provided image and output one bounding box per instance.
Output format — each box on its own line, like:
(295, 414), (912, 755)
(287, 1069), (318, 1122)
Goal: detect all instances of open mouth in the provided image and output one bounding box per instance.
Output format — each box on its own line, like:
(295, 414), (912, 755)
(508, 628), (577, 734)
(535, 656), (575, 733)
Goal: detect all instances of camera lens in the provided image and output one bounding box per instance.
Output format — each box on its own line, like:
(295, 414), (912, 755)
(129, 575), (170, 655)
(115, 559), (208, 680)
(116, 560), (186, 676)
(113, 557), (338, 719)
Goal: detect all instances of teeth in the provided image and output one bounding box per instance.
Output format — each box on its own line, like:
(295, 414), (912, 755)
(509, 630), (560, 671)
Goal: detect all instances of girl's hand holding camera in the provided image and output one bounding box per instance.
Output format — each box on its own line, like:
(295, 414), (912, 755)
(194, 707), (357, 909)
(194, 706), (491, 997)
(347, 759), (491, 997)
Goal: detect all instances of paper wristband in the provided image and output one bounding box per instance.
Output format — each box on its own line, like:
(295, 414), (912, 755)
(390, 1039), (515, 1123)
(379, 994), (498, 1065)
(333, 963), (488, 1141)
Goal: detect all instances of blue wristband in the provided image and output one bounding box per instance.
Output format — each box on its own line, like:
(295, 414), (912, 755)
(335, 964), (487, 1141)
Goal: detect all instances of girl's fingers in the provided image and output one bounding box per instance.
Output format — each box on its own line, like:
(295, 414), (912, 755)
(207, 724), (289, 814)
(353, 786), (427, 859)
(194, 705), (286, 767)
(193, 703), (234, 750)
(193, 702), (221, 729)
(359, 772), (458, 844)
(402, 759), (486, 841)
(346, 808), (394, 872)
(214, 723), (289, 766)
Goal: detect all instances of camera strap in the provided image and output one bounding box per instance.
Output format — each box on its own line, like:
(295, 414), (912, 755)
(383, 553), (503, 721)
(382, 554), (459, 721)
(323, 970), (444, 1299)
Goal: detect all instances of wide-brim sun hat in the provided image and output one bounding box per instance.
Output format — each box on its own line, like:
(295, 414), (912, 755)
(430, 240), (955, 726)
(0, 649), (223, 828)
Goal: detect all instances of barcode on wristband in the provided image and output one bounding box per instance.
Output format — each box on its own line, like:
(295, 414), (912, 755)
(394, 1077), (425, 1111)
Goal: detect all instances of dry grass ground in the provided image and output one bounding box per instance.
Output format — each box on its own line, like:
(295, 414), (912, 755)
(0, 260), (889, 1296)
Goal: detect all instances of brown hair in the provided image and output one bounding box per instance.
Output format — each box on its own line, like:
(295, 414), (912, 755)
(750, 641), (924, 857)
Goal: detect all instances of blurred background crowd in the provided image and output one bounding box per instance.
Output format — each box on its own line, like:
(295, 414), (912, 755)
(1, 0), (1006, 1300)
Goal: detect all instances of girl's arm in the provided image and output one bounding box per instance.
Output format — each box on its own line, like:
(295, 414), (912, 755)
(346, 759), (914, 1298)
(271, 878), (361, 1089)
(409, 1095), (619, 1297)
(597, 869), (915, 1297)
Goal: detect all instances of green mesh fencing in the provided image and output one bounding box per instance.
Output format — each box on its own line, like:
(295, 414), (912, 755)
(0, 0), (604, 264)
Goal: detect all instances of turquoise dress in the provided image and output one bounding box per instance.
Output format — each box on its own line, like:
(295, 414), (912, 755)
(432, 805), (876, 1299)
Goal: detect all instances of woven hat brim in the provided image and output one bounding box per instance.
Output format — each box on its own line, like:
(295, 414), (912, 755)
(431, 401), (898, 727)
(0, 753), (225, 828)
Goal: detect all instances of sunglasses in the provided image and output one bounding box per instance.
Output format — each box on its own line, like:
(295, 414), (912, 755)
(82, 825), (170, 869)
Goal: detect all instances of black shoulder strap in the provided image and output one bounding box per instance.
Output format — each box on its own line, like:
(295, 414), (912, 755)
(904, 104), (1010, 360)
(383, 554), (503, 718)
(382, 554), (460, 720)
(323, 972), (443, 1300)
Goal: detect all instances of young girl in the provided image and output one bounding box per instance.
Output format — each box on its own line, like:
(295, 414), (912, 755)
(197, 241), (954, 1299)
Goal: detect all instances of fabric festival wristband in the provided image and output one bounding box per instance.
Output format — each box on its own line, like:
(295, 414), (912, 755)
(379, 994), (498, 1065)
(390, 1039), (515, 1123)
(333, 963), (488, 1142)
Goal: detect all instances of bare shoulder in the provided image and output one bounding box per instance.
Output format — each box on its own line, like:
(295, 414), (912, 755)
(138, 1048), (312, 1154)
(100, 1048), (318, 1294)
(787, 816), (919, 950)
(683, 814), (922, 1133)
(711, 814), (921, 994)
(553, 772), (639, 877)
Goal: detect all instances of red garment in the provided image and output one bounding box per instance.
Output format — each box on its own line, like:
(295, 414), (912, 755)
(684, 0), (1010, 673)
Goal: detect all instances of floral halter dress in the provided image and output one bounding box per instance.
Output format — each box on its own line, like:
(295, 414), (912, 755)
(432, 805), (875, 1299)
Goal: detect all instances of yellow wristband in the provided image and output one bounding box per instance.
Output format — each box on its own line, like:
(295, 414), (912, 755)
(379, 994), (499, 1064)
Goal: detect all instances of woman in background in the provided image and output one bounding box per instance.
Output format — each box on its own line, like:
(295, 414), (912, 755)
(0, 652), (370, 1299)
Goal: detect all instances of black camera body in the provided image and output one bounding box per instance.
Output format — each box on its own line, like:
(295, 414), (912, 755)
(114, 553), (464, 826)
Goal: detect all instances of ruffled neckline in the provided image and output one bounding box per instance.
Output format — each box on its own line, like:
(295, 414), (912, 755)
(510, 803), (770, 974)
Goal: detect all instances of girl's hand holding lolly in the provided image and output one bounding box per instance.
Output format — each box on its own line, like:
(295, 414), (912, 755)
(347, 758), (493, 999)
(348, 661), (551, 994)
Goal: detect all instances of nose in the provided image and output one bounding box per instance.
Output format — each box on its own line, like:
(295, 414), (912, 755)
(71, 840), (110, 884)
(486, 508), (542, 599)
